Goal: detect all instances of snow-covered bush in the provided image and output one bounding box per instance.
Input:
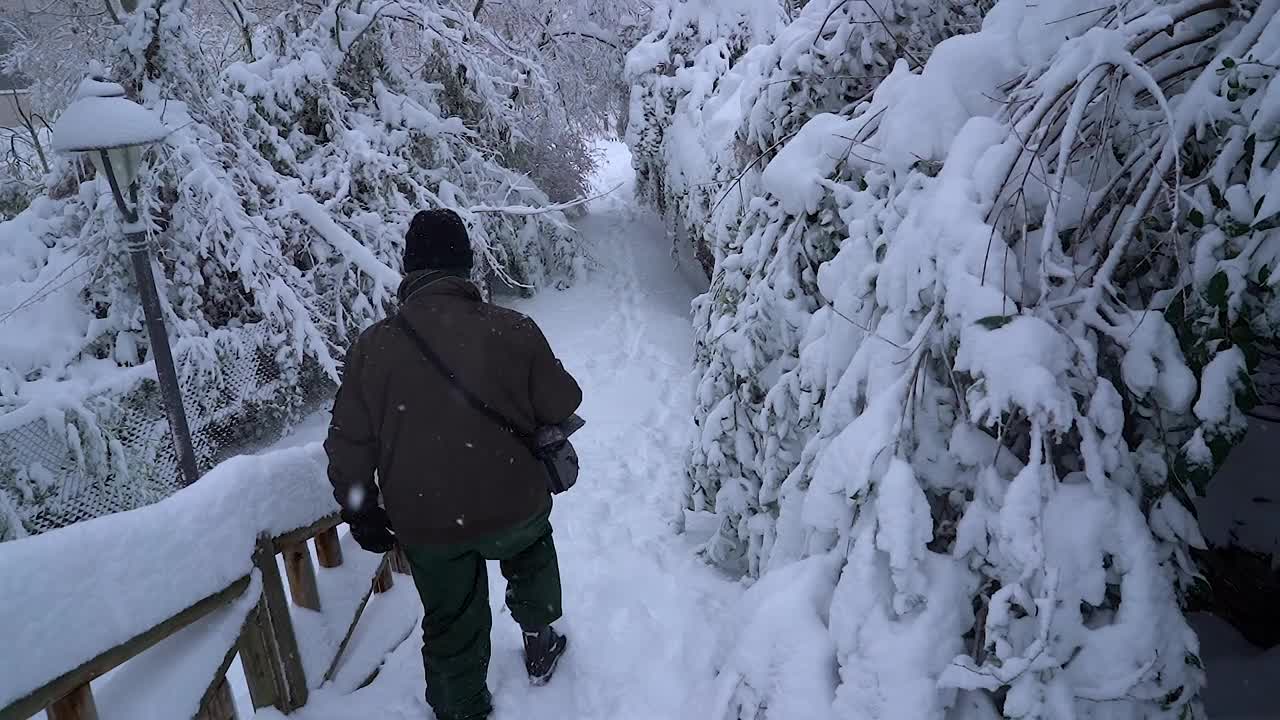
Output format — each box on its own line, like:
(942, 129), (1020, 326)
(0, 0), (582, 539)
(632, 0), (1280, 716)
(626, 0), (989, 276)
(625, 0), (784, 275)
(0, 174), (28, 220)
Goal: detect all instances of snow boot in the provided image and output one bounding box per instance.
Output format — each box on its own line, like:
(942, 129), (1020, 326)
(522, 626), (568, 685)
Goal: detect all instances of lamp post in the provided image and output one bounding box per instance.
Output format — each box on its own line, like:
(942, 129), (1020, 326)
(51, 76), (200, 487)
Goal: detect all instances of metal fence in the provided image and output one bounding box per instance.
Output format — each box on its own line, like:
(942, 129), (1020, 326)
(0, 322), (337, 541)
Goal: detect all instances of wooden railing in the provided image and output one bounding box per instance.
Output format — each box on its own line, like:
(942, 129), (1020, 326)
(1, 515), (407, 720)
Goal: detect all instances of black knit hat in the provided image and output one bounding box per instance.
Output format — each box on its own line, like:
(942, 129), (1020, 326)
(404, 209), (473, 274)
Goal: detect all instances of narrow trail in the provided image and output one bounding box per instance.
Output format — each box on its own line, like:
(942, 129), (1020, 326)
(278, 143), (740, 720)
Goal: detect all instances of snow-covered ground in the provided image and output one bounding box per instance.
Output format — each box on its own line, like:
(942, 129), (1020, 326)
(1190, 613), (1280, 720)
(244, 141), (742, 719)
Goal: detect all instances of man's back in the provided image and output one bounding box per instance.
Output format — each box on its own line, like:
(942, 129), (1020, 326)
(326, 209), (579, 718)
(325, 273), (582, 546)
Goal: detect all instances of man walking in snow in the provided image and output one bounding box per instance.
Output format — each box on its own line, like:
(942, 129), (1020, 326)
(324, 208), (582, 720)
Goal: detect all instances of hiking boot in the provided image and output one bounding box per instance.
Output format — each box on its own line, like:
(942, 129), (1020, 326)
(522, 626), (568, 685)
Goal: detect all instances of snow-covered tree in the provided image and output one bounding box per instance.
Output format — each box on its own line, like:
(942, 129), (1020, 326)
(471, 0), (646, 133)
(452, 0), (649, 204)
(0, 0), (583, 538)
(630, 0), (1280, 717)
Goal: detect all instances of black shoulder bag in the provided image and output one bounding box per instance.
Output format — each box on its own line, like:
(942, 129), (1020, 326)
(394, 314), (583, 494)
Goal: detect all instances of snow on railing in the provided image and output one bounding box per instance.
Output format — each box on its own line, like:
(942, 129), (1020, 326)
(0, 442), (408, 720)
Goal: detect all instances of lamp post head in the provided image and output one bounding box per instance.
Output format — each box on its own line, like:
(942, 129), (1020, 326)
(50, 75), (170, 199)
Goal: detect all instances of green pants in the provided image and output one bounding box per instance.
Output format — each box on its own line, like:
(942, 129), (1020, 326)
(403, 510), (563, 720)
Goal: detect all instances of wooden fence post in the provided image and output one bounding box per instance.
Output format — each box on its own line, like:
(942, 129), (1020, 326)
(389, 546), (411, 575)
(314, 527), (343, 568)
(46, 684), (97, 720)
(195, 631), (243, 720)
(321, 557), (385, 686)
(373, 556), (395, 594)
(281, 540), (321, 611)
(193, 676), (237, 720)
(237, 599), (280, 711)
(241, 535), (309, 712)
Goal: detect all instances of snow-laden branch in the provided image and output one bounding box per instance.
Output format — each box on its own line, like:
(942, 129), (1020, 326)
(467, 182), (624, 215)
(288, 194), (402, 287)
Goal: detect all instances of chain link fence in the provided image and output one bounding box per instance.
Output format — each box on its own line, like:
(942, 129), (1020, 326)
(0, 321), (338, 541)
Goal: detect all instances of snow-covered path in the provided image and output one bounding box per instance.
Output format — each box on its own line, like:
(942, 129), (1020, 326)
(268, 143), (740, 720)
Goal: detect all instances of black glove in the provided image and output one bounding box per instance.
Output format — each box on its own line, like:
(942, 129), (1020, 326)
(342, 505), (397, 554)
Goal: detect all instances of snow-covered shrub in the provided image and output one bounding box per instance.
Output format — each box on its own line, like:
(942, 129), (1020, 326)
(625, 0), (785, 275)
(0, 175), (28, 220)
(626, 0), (990, 276)
(0, 0), (582, 539)
(502, 115), (600, 207)
(633, 0), (1280, 716)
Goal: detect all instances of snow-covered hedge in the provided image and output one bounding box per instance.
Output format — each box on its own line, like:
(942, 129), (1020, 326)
(0, 0), (582, 539)
(626, 0), (989, 275)
(630, 0), (1280, 717)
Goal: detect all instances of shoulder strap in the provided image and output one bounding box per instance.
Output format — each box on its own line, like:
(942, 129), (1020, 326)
(393, 314), (531, 444)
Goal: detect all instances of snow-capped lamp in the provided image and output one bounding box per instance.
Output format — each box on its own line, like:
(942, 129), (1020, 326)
(49, 74), (200, 488)
(51, 76), (170, 217)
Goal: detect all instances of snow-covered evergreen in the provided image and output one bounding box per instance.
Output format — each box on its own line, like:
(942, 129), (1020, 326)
(0, 0), (583, 538)
(629, 0), (1280, 717)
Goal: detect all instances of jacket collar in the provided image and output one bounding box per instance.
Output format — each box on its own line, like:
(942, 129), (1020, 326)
(398, 270), (482, 305)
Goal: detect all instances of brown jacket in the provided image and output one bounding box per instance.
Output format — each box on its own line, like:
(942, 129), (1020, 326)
(324, 272), (583, 545)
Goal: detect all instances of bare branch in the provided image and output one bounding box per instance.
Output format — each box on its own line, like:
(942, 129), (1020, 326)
(538, 30), (620, 52)
(468, 182), (624, 215)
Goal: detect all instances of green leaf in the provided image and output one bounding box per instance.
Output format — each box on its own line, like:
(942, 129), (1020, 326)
(1223, 56), (1236, 68)
(1208, 432), (1236, 473)
(975, 315), (1014, 330)
(1225, 220), (1251, 237)
(1260, 264), (1272, 285)
(1244, 134), (1257, 169)
(1191, 462), (1212, 497)
(1209, 183), (1227, 209)
(1207, 271), (1230, 308)
(1254, 194), (1266, 217)
(875, 244), (886, 262)
(1236, 370), (1260, 411)
(1165, 286), (1188, 323)
(1252, 213), (1280, 232)
(1185, 652), (1204, 669)
(1188, 209), (1205, 227)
